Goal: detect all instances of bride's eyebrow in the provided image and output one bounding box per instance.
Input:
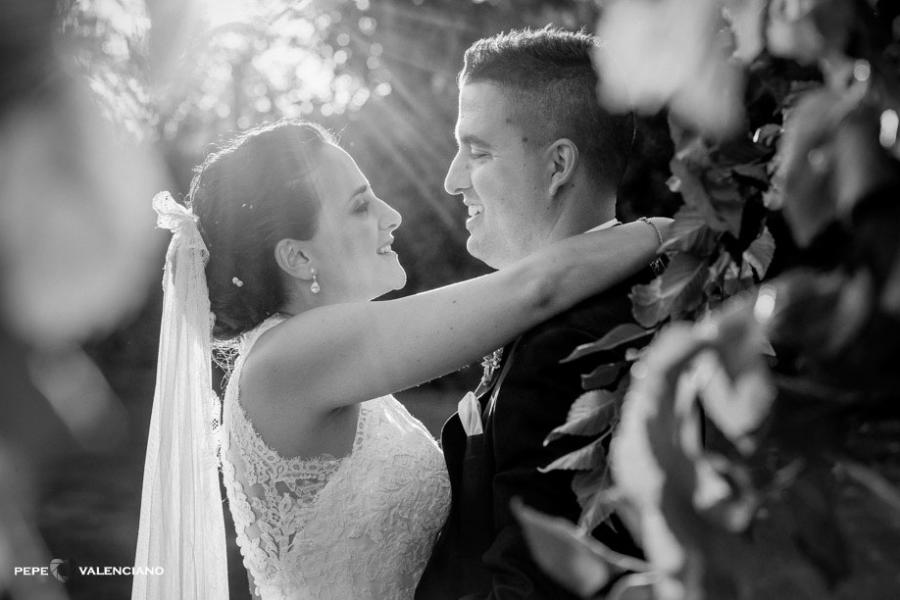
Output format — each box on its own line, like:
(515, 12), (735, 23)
(347, 184), (369, 204)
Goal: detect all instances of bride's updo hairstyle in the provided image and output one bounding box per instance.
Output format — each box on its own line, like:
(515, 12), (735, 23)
(188, 121), (334, 339)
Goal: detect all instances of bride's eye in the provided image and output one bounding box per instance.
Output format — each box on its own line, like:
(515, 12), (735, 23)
(353, 199), (370, 214)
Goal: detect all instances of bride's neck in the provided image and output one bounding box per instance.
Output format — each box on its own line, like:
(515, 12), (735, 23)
(277, 288), (354, 317)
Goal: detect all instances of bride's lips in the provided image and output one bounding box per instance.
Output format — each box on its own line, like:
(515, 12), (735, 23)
(376, 238), (396, 256)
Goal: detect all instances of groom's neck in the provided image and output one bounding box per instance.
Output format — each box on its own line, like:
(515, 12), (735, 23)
(542, 186), (616, 245)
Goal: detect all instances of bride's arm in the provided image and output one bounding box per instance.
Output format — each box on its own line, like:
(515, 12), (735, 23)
(246, 218), (669, 408)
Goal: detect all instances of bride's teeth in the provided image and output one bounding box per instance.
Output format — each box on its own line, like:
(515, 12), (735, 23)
(377, 244), (392, 255)
(468, 206), (483, 217)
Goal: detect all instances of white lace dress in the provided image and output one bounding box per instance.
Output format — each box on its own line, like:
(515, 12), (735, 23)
(220, 317), (451, 600)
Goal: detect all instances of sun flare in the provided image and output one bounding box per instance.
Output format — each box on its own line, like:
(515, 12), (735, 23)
(199, 0), (256, 28)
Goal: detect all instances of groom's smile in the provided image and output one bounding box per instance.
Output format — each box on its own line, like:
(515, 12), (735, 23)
(464, 202), (484, 228)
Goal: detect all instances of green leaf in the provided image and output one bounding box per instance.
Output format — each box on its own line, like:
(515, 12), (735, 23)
(630, 253), (709, 327)
(776, 87), (861, 246)
(752, 124), (782, 147)
(767, 269), (872, 356)
(839, 460), (900, 514)
(512, 499), (611, 597)
(580, 494), (615, 534)
(659, 205), (719, 255)
(572, 466), (611, 509)
(767, 0), (855, 65)
(671, 157), (744, 237)
(723, 0), (766, 64)
(539, 437), (606, 473)
(513, 500), (651, 597)
(731, 162), (769, 183)
(545, 391), (619, 445)
(723, 259), (755, 296)
(704, 250), (733, 298)
(574, 468), (616, 532)
(779, 469), (850, 585)
(881, 248), (900, 317)
(581, 363), (623, 390)
(694, 351), (775, 451)
(691, 455), (759, 532)
(743, 226), (775, 279)
(706, 179), (745, 237)
(607, 573), (657, 600)
(561, 324), (654, 363)
(670, 155), (711, 210)
(624, 347), (646, 362)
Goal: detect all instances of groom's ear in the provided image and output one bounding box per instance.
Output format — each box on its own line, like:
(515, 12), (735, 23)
(545, 138), (579, 199)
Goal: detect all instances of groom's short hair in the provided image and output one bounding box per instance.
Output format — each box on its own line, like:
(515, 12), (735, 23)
(459, 27), (633, 191)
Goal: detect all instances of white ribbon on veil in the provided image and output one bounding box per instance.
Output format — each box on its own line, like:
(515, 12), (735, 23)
(132, 192), (228, 600)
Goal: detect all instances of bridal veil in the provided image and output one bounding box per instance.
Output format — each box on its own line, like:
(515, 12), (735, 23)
(132, 192), (228, 600)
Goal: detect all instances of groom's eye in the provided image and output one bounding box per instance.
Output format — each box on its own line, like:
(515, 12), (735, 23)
(353, 199), (369, 213)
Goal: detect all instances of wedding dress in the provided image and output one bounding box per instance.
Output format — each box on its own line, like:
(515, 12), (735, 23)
(219, 316), (451, 600)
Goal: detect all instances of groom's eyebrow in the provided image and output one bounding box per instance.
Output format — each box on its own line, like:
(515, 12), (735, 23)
(458, 134), (492, 149)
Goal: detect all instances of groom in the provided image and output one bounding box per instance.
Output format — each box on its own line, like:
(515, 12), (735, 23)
(416, 28), (661, 599)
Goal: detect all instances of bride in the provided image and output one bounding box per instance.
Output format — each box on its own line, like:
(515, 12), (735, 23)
(132, 120), (665, 600)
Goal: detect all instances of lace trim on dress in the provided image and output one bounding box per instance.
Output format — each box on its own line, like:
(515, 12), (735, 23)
(231, 391), (368, 467)
(220, 314), (450, 600)
(221, 315), (369, 598)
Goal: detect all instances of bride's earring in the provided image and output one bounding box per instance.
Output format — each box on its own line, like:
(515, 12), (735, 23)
(310, 267), (321, 294)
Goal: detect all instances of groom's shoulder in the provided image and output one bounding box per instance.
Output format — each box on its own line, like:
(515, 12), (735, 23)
(527, 264), (654, 342)
(504, 265), (653, 377)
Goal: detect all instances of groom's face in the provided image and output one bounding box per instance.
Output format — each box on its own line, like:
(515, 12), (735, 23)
(445, 82), (552, 269)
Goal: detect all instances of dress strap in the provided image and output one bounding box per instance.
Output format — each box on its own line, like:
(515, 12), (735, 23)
(221, 314), (288, 405)
(237, 314), (287, 362)
(243, 313), (287, 347)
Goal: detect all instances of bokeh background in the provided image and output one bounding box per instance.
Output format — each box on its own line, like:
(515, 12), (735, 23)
(1, 1), (679, 599)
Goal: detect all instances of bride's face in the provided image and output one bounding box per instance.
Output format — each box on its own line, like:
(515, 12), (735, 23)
(303, 144), (406, 301)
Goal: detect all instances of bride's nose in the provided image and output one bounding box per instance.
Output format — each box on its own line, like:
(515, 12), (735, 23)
(378, 200), (402, 231)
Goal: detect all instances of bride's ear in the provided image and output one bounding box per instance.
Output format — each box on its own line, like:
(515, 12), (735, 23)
(274, 239), (315, 280)
(545, 138), (578, 199)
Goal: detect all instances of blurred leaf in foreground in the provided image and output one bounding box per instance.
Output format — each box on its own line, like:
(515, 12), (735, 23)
(630, 252), (708, 328)
(0, 75), (164, 346)
(766, 0), (856, 67)
(544, 390), (619, 445)
(611, 301), (779, 599)
(513, 498), (650, 599)
(594, 0), (745, 139)
(774, 85), (863, 246)
(762, 269), (873, 358)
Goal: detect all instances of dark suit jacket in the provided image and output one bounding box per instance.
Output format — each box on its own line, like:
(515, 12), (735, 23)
(416, 268), (654, 600)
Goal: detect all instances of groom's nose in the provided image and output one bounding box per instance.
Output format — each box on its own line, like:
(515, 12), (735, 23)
(444, 150), (469, 196)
